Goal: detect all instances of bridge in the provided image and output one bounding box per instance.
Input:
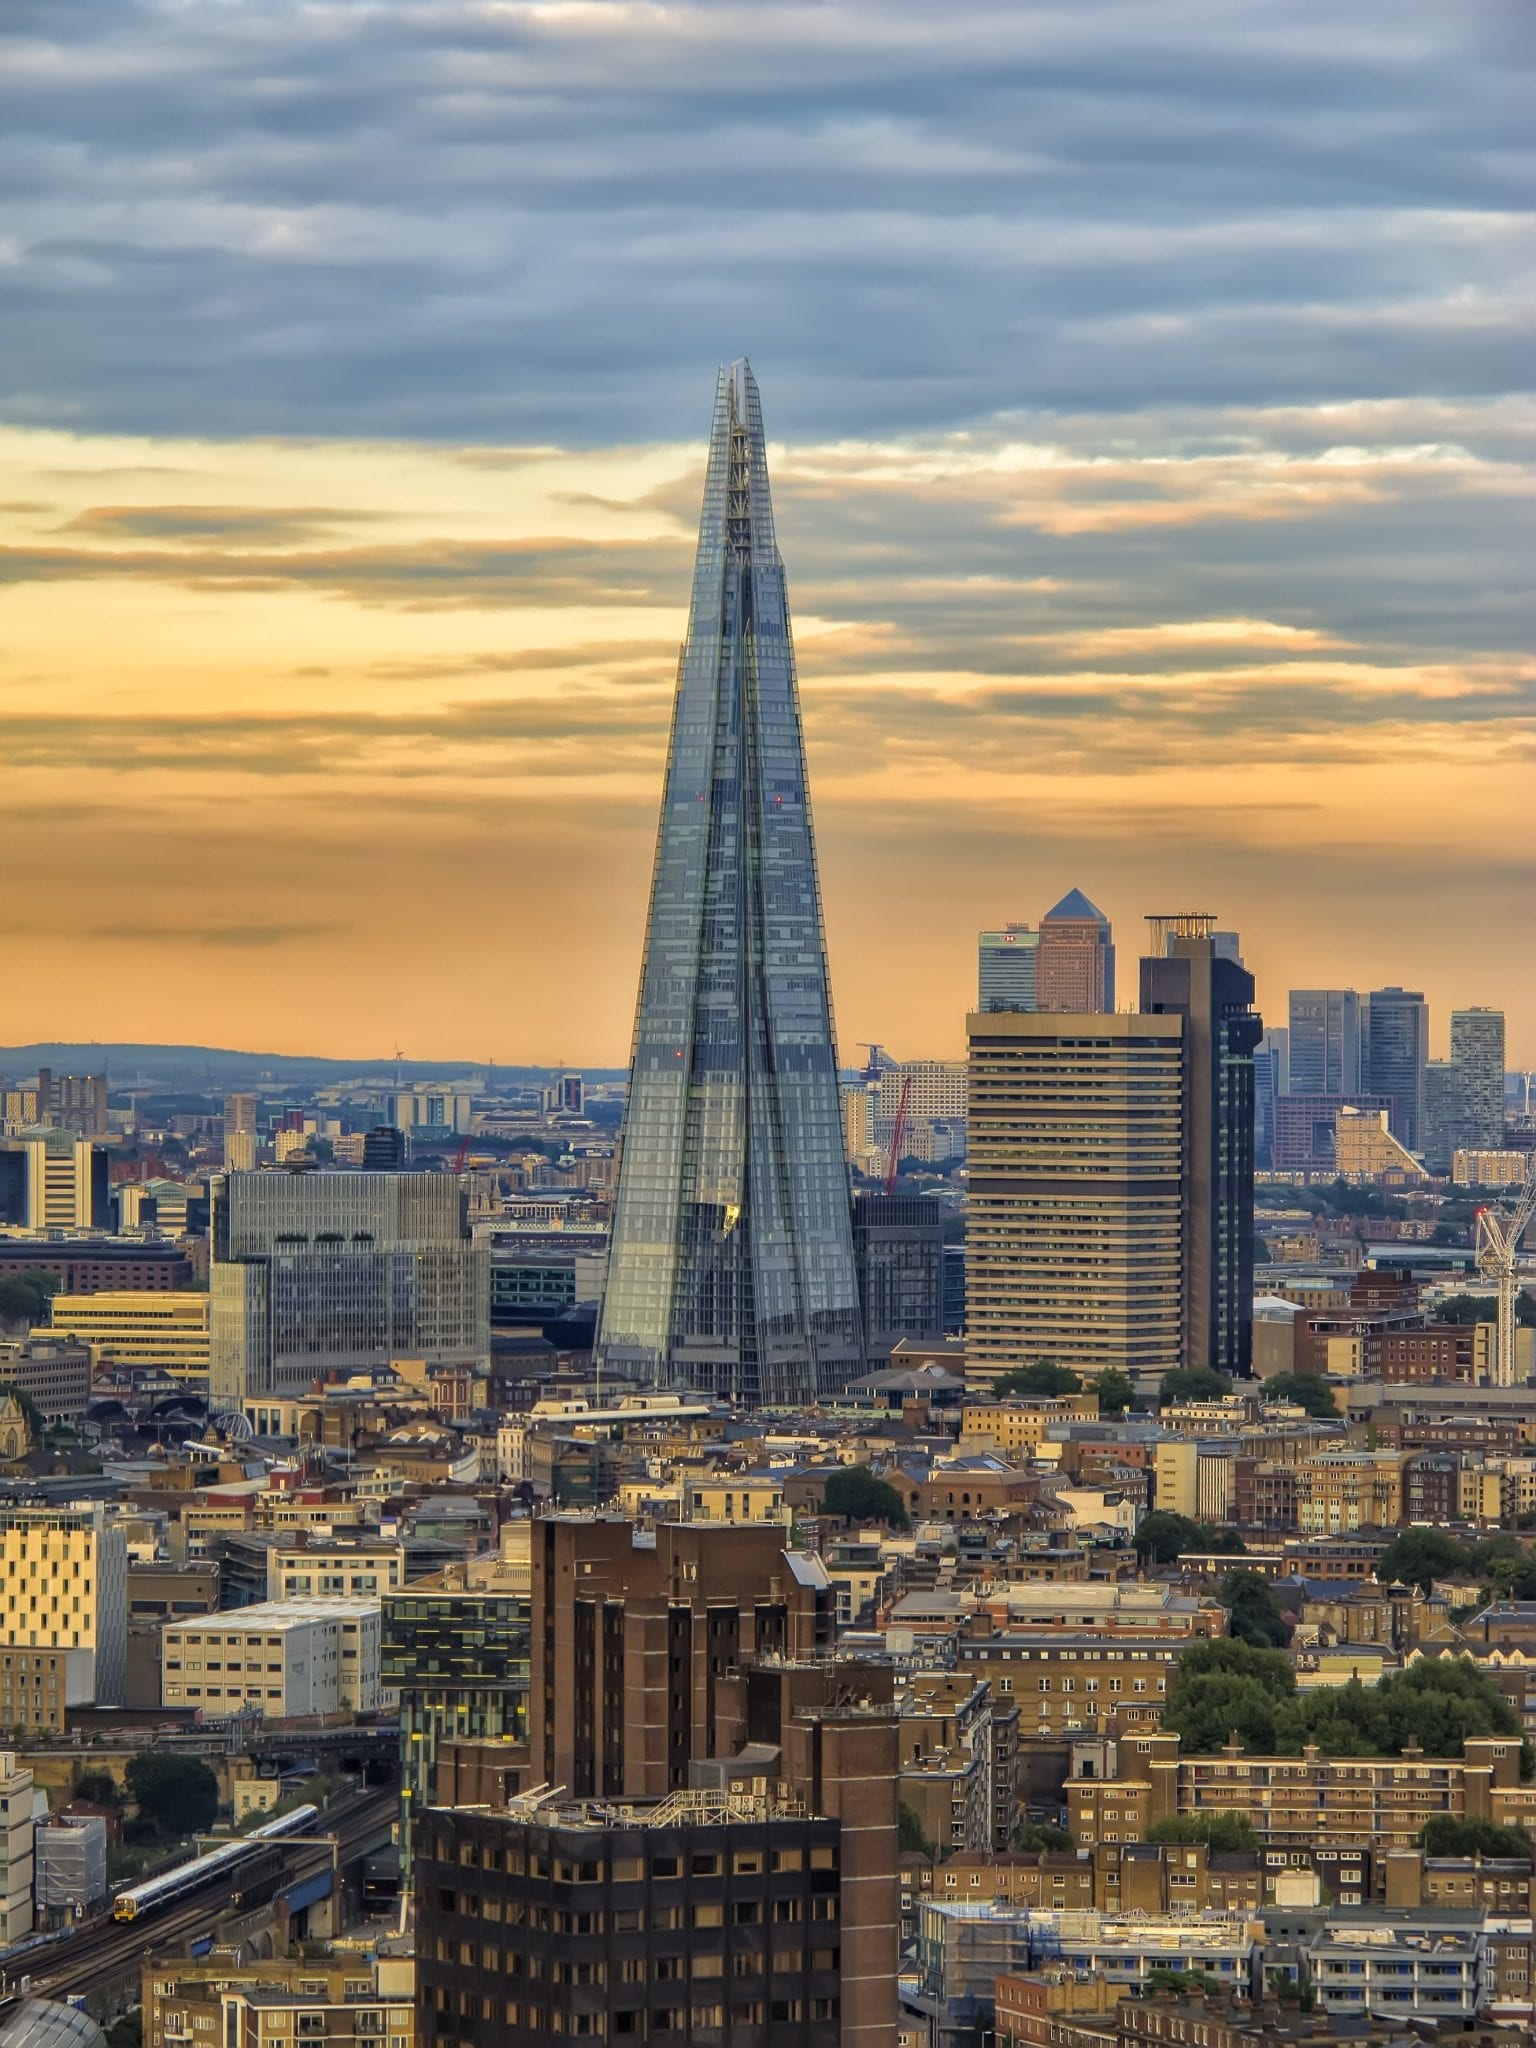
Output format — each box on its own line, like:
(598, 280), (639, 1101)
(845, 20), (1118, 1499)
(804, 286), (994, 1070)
(2, 1787), (399, 2004)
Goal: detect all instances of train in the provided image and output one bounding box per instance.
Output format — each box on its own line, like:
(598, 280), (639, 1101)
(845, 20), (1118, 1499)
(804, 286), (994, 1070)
(112, 1803), (321, 1921)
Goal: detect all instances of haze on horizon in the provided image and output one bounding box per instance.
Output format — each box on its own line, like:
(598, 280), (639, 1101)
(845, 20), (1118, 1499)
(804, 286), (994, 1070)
(2, 1), (1532, 1067)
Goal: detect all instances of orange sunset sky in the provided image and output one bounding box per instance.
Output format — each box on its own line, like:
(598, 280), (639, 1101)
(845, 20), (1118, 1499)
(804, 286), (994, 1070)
(2, 2), (1531, 1068)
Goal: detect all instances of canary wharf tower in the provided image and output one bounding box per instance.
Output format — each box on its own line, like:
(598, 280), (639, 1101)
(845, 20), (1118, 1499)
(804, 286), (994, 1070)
(596, 363), (863, 1405)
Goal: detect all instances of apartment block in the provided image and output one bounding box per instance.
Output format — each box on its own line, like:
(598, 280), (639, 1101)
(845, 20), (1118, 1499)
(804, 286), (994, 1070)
(143, 1951), (415, 2048)
(0, 1750), (35, 1946)
(966, 1013), (1185, 1384)
(0, 1336), (92, 1422)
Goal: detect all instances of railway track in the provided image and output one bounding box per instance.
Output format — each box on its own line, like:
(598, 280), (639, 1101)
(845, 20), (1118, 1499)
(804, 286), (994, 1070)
(7, 1789), (399, 2002)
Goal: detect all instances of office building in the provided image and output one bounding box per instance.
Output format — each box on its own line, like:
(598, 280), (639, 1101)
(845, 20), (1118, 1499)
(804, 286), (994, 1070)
(978, 924), (1038, 1013)
(1453, 1007), (1507, 1150)
(1034, 889), (1114, 1013)
(541, 1072), (585, 1116)
(223, 1093), (259, 1171)
(0, 1337), (91, 1422)
(116, 1176), (192, 1234)
(596, 363), (863, 1406)
(0, 1238), (193, 1293)
(362, 1124), (407, 1169)
(391, 1086), (474, 1136)
(415, 1792), (853, 2048)
(1367, 986), (1429, 1149)
(161, 1597), (381, 1717)
(1141, 917), (1263, 1376)
(875, 1059), (967, 1162)
(966, 1012), (1185, 1384)
(530, 1517), (835, 1800)
(852, 1194), (945, 1363)
(0, 1752), (35, 1946)
(42, 1290), (210, 1381)
(1287, 989), (1361, 1094)
(208, 1171), (489, 1405)
(382, 1552), (530, 1858)
(0, 1506), (127, 1704)
(0, 1132), (109, 1233)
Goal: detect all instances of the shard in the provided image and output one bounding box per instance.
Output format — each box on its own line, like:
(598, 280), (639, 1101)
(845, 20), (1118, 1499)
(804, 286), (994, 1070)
(596, 362), (864, 1405)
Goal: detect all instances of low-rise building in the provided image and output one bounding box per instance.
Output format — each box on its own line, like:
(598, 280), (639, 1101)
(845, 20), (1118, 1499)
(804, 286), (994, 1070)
(0, 1337), (92, 1422)
(161, 1597), (380, 1718)
(40, 1290), (211, 1381)
(142, 1949), (415, 2048)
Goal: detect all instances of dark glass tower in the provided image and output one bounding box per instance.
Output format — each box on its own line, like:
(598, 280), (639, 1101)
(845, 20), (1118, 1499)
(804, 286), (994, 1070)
(596, 362), (863, 1405)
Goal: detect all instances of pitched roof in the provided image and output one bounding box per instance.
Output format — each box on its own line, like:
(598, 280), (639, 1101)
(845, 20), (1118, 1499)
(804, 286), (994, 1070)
(1042, 887), (1107, 923)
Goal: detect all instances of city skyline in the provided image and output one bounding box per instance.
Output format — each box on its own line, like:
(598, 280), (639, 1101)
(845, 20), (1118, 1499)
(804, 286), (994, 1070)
(1, 3), (1530, 1066)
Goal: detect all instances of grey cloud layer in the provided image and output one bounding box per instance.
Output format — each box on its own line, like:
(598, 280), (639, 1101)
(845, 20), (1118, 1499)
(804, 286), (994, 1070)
(1, 0), (1530, 440)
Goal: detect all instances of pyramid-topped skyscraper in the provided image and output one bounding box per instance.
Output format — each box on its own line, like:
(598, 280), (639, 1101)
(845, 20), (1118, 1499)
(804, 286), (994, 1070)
(596, 363), (863, 1405)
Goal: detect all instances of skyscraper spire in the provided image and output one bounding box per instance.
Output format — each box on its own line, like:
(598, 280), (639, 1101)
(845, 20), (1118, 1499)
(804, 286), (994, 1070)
(596, 363), (863, 1405)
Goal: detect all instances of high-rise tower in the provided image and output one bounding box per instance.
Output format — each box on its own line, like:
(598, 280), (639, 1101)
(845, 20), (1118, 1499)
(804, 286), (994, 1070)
(597, 363), (863, 1405)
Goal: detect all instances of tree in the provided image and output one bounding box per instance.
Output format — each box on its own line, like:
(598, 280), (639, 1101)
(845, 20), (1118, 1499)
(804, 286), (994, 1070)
(1012, 1822), (1072, 1851)
(1221, 1570), (1291, 1650)
(1133, 1510), (1205, 1564)
(821, 1466), (909, 1529)
(1095, 1370), (1136, 1418)
(1163, 1638), (1297, 1753)
(1419, 1815), (1531, 1858)
(1146, 1812), (1260, 1853)
(898, 1802), (933, 1857)
(993, 1361), (1082, 1398)
(1158, 1367), (1232, 1406)
(0, 1270), (57, 1329)
(71, 1767), (124, 1809)
(1260, 1373), (1340, 1419)
(125, 1751), (218, 1837)
(1375, 1528), (1466, 1594)
(1144, 1968), (1225, 1998)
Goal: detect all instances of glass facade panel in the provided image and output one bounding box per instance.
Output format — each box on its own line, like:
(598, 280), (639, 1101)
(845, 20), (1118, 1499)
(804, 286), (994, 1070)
(597, 363), (861, 1405)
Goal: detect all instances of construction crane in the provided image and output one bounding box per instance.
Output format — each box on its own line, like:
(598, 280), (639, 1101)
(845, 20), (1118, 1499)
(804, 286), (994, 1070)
(1475, 1153), (1536, 1386)
(452, 1135), (471, 1175)
(884, 1072), (912, 1196)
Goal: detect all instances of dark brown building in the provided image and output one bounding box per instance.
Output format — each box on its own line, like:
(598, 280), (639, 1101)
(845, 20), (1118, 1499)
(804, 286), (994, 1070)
(530, 1518), (835, 1799)
(416, 1795), (850, 2048)
(0, 1238), (194, 1292)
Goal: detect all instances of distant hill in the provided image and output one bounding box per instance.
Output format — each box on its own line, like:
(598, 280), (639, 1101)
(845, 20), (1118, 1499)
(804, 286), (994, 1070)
(0, 1043), (626, 1089)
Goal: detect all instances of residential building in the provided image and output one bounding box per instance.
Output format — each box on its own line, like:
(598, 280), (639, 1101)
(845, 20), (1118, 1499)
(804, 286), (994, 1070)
(1272, 1091), (1394, 1171)
(595, 364), (863, 1407)
(1287, 989), (1361, 1095)
(0, 1506), (127, 1704)
(960, 1394), (1100, 1454)
(267, 1535), (407, 1601)
(1454, 1150), (1531, 1187)
(1306, 1907), (1485, 2023)
(415, 1791), (858, 2048)
(0, 1649), (69, 1733)
(1367, 987), (1430, 1149)
(209, 1170), (489, 1405)
(0, 1336), (91, 1422)
(1333, 1107), (1430, 1183)
(160, 1597), (381, 1717)
(978, 925), (1038, 1013)
(143, 1950), (415, 2048)
(1067, 1729), (1528, 1854)
(529, 1516), (836, 1800)
(1034, 889), (1114, 1013)
(35, 1813), (107, 1927)
(966, 1012), (1185, 1384)
(853, 1195), (945, 1364)
(1140, 915), (1263, 1376)
(954, 1635), (1182, 1740)
(41, 1290), (210, 1381)
(1453, 1007), (1508, 1151)
(0, 1750), (35, 1945)
(223, 1093), (259, 1173)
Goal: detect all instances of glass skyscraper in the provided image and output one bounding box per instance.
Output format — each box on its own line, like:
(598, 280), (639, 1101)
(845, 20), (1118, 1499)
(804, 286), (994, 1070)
(596, 362), (863, 1405)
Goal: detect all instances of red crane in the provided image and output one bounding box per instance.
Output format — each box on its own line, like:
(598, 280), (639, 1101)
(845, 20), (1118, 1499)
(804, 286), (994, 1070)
(452, 1135), (471, 1174)
(884, 1072), (912, 1195)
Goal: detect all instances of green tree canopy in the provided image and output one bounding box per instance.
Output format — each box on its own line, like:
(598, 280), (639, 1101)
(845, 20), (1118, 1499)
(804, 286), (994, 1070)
(0, 1270), (58, 1328)
(1012, 1821), (1072, 1851)
(125, 1751), (218, 1838)
(1145, 1812), (1259, 1853)
(1419, 1815), (1532, 1858)
(1094, 1370), (1137, 1417)
(898, 1802), (933, 1856)
(821, 1465), (909, 1529)
(1375, 1528), (1467, 1593)
(993, 1361), (1082, 1398)
(1260, 1373), (1340, 1419)
(1133, 1510), (1206, 1564)
(71, 1767), (124, 1809)
(1158, 1366), (1232, 1406)
(1221, 1569), (1292, 1650)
